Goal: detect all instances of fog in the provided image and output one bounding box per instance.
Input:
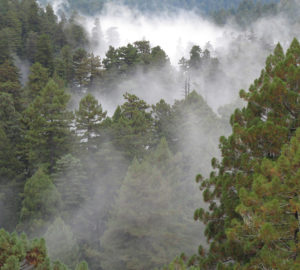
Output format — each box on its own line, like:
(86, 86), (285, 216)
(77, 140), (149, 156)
(32, 1), (300, 269)
(39, 1), (300, 112)
(64, 2), (298, 113)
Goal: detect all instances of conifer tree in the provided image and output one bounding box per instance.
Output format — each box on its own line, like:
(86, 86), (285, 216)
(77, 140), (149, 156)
(19, 168), (61, 235)
(0, 60), (22, 111)
(194, 39), (300, 268)
(35, 34), (54, 73)
(100, 139), (202, 270)
(227, 128), (300, 269)
(72, 48), (90, 90)
(111, 93), (155, 159)
(24, 79), (72, 173)
(75, 94), (107, 152)
(26, 62), (49, 100)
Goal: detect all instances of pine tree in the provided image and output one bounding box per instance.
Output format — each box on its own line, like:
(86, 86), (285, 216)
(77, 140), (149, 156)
(0, 60), (23, 111)
(226, 128), (300, 269)
(194, 39), (300, 268)
(72, 48), (90, 90)
(100, 139), (202, 270)
(26, 62), (49, 101)
(0, 228), (70, 270)
(35, 34), (54, 73)
(23, 0), (41, 33)
(0, 92), (22, 180)
(24, 79), (72, 173)
(88, 53), (102, 87)
(19, 168), (61, 236)
(111, 93), (155, 159)
(75, 94), (106, 152)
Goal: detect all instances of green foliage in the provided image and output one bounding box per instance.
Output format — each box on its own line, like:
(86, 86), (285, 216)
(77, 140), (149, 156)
(194, 39), (300, 268)
(44, 0), (278, 16)
(19, 168), (61, 235)
(26, 62), (49, 100)
(0, 229), (51, 269)
(100, 139), (202, 270)
(227, 128), (300, 269)
(24, 79), (73, 172)
(212, 0), (278, 26)
(0, 60), (22, 111)
(0, 93), (22, 182)
(75, 93), (107, 151)
(101, 42), (170, 89)
(111, 92), (155, 159)
(35, 34), (54, 73)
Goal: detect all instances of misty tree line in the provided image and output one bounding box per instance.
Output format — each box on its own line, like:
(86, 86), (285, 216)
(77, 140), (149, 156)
(39, 0), (300, 29)
(2, 0), (300, 270)
(39, 0), (279, 24)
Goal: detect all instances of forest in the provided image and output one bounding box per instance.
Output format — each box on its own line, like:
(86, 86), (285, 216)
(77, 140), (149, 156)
(39, 0), (279, 17)
(1, 0), (300, 269)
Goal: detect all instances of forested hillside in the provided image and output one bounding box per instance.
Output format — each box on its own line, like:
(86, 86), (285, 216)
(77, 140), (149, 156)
(39, 0), (279, 16)
(1, 0), (300, 270)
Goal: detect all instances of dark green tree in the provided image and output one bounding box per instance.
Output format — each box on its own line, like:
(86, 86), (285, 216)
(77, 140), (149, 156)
(111, 93), (155, 159)
(0, 60), (22, 111)
(26, 62), (49, 101)
(75, 94), (106, 151)
(35, 34), (54, 73)
(194, 40), (300, 268)
(19, 168), (61, 235)
(227, 128), (300, 269)
(24, 79), (72, 173)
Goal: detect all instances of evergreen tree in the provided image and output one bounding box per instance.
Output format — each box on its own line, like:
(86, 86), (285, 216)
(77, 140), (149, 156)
(35, 34), (54, 73)
(24, 79), (72, 173)
(58, 45), (74, 83)
(72, 48), (90, 90)
(23, 0), (41, 33)
(100, 139), (202, 270)
(194, 39), (300, 268)
(189, 46), (202, 70)
(111, 93), (155, 159)
(75, 94), (106, 152)
(0, 60), (22, 111)
(88, 53), (102, 87)
(19, 168), (61, 235)
(0, 228), (76, 270)
(0, 92), (22, 180)
(227, 128), (300, 269)
(26, 62), (49, 101)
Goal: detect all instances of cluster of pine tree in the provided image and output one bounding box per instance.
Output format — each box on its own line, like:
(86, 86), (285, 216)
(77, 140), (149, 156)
(0, 1), (230, 269)
(173, 39), (300, 269)
(40, 0), (278, 17)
